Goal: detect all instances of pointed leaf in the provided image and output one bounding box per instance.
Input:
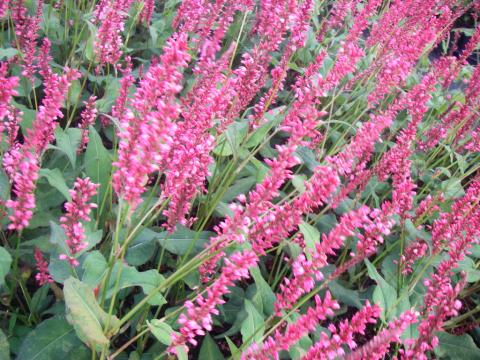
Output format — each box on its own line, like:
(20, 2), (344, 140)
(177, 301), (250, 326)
(106, 262), (166, 305)
(0, 246), (12, 286)
(250, 267), (275, 316)
(435, 332), (480, 360)
(157, 226), (214, 255)
(39, 168), (71, 201)
(199, 333), (225, 360)
(148, 320), (173, 346)
(299, 221), (320, 259)
(365, 259), (397, 321)
(241, 300), (264, 344)
(81, 251), (108, 287)
(54, 127), (82, 169)
(63, 277), (120, 350)
(0, 329), (9, 360)
(225, 336), (240, 359)
(84, 126), (112, 220)
(17, 316), (89, 360)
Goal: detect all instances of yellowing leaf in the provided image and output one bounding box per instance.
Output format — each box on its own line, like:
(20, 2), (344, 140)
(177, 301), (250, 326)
(63, 277), (120, 350)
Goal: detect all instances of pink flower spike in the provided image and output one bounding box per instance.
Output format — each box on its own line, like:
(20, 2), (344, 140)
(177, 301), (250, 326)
(344, 310), (419, 360)
(303, 302), (381, 360)
(169, 250), (258, 353)
(243, 292), (341, 360)
(59, 178), (99, 266)
(34, 248), (53, 286)
(0, 63), (19, 122)
(77, 96), (98, 153)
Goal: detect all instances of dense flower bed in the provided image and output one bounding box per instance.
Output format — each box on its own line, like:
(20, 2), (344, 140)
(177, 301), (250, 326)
(1, 0), (480, 359)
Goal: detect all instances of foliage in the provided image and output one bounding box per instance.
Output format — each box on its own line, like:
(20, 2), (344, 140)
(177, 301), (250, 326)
(1, 0), (480, 359)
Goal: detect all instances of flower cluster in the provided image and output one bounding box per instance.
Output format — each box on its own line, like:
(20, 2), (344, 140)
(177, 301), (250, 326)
(113, 33), (190, 210)
(94, 0), (135, 66)
(59, 178), (99, 266)
(77, 96), (98, 153)
(34, 248), (53, 286)
(2, 1), (480, 359)
(170, 250), (258, 353)
(303, 302), (381, 359)
(243, 292), (341, 360)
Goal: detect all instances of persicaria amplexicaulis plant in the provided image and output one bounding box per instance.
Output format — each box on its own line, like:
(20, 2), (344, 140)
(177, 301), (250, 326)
(0, 0), (480, 359)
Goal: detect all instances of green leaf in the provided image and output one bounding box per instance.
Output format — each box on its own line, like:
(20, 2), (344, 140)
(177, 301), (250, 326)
(63, 277), (120, 350)
(53, 127), (82, 169)
(214, 121), (248, 157)
(0, 168), (10, 201)
(49, 221), (70, 255)
(435, 332), (480, 360)
(240, 300), (264, 344)
(39, 168), (71, 201)
(30, 284), (52, 316)
(0, 329), (9, 360)
(82, 230), (103, 253)
(176, 346), (188, 360)
(48, 257), (72, 283)
(67, 80), (82, 107)
(84, 126), (112, 220)
(365, 259), (397, 321)
(96, 78), (121, 113)
(454, 257), (480, 282)
(292, 174), (307, 193)
(441, 178), (465, 199)
(81, 251), (108, 287)
(106, 262), (166, 306)
(84, 20), (97, 62)
(0, 246), (12, 286)
(295, 146), (320, 171)
(396, 290), (414, 340)
(157, 225), (214, 255)
(199, 333), (225, 360)
(125, 228), (158, 266)
(0, 48), (19, 60)
(299, 221), (320, 260)
(17, 316), (89, 360)
(250, 267), (276, 316)
(0, 48), (18, 60)
(225, 337), (240, 359)
(221, 176), (256, 203)
(328, 281), (362, 309)
(147, 320), (173, 346)
(245, 121), (273, 149)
